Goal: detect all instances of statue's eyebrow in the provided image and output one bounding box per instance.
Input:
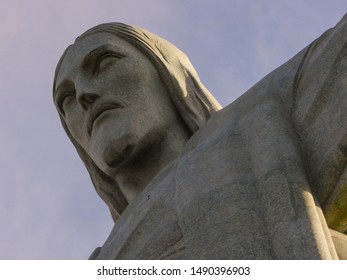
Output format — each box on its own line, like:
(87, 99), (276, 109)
(82, 44), (120, 70)
(53, 45), (113, 95)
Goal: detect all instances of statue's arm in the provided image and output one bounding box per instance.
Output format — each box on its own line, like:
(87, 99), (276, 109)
(292, 13), (347, 233)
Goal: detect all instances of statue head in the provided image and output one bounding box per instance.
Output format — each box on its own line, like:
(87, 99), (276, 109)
(53, 23), (221, 221)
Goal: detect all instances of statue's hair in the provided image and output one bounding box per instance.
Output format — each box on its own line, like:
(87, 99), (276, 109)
(53, 23), (222, 222)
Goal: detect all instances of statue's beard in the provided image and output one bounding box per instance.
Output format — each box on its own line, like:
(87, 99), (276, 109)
(102, 137), (134, 169)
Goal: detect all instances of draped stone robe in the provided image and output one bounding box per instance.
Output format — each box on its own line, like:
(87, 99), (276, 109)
(93, 14), (347, 260)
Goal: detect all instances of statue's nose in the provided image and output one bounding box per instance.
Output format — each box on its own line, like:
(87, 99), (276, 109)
(75, 74), (100, 109)
(77, 91), (100, 110)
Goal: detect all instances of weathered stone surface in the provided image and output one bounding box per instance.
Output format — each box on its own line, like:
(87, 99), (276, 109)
(330, 229), (347, 259)
(53, 15), (347, 259)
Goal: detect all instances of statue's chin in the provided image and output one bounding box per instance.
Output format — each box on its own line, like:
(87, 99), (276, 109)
(101, 137), (134, 173)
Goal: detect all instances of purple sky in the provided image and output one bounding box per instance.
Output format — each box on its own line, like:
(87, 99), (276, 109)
(1, 0), (347, 259)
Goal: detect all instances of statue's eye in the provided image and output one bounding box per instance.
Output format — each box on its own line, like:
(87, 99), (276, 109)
(96, 53), (123, 73)
(58, 91), (75, 116)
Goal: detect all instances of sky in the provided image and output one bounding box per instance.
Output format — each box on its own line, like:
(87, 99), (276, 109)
(1, 0), (347, 260)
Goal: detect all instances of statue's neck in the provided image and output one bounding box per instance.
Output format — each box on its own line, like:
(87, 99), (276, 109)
(113, 124), (190, 203)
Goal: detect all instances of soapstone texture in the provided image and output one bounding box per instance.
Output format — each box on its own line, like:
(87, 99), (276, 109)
(53, 15), (347, 259)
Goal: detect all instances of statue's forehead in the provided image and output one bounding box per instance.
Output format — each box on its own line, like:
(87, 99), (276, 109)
(55, 32), (131, 88)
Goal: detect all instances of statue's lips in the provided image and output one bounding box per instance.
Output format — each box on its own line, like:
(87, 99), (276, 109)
(87, 102), (124, 137)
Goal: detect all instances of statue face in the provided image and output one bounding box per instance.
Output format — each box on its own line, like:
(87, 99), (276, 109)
(54, 32), (178, 177)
